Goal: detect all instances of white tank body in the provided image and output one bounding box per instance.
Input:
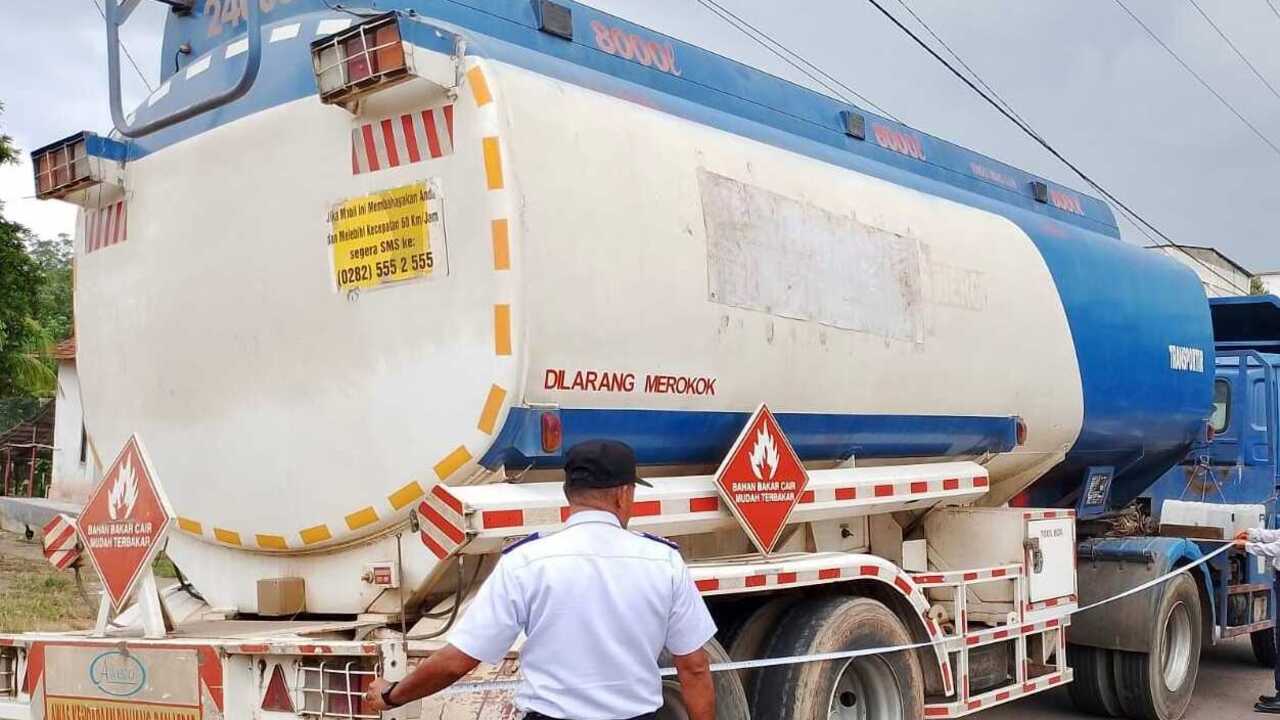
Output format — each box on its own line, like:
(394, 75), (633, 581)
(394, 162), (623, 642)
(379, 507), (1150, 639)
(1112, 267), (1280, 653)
(71, 22), (1085, 610)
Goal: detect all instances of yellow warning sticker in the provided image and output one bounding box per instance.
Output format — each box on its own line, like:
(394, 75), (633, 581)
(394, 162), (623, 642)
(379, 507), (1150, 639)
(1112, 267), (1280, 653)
(328, 181), (436, 291)
(45, 697), (200, 720)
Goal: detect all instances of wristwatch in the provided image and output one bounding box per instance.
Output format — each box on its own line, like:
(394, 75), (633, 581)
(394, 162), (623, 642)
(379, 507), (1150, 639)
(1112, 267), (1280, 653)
(380, 681), (402, 709)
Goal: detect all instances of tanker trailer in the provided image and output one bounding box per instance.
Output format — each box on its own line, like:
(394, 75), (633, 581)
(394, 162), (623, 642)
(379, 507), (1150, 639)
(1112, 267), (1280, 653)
(1, 1), (1218, 719)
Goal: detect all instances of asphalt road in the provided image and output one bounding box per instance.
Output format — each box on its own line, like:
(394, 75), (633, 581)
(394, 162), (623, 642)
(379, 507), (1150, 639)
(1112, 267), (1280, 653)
(983, 636), (1271, 719)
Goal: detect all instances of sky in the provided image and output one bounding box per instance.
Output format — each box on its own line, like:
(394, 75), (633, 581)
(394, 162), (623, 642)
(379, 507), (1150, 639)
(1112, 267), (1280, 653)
(1, 0), (1277, 273)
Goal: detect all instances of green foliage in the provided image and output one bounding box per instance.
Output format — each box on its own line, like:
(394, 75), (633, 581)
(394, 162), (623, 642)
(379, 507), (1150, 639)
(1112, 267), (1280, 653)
(0, 102), (72, 431)
(1251, 276), (1267, 296)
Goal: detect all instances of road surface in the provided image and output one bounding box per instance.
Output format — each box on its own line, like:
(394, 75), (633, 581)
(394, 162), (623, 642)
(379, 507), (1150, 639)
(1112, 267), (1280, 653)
(984, 636), (1272, 719)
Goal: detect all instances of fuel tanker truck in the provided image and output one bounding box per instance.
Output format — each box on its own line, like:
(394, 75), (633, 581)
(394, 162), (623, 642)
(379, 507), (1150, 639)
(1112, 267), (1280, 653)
(4, 1), (1277, 719)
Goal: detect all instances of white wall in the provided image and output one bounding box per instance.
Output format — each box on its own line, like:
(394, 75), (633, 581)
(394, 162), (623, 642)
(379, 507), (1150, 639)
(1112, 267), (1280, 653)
(1260, 273), (1280, 296)
(1146, 246), (1251, 297)
(49, 360), (92, 504)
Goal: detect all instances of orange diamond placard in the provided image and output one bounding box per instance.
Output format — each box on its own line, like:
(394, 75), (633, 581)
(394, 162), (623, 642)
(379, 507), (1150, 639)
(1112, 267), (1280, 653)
(76, 434), (174, 610)
(714, 404), (809, 555)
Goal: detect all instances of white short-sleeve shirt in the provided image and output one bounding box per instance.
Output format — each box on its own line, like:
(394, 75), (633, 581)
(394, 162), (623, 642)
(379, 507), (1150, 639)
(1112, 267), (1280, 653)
(447, 510), (717, 719)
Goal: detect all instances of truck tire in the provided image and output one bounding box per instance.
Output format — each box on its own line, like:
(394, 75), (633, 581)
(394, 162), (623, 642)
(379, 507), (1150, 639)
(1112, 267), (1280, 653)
(750, 596), (924, 720)
(1112, 573), (1201, 720)
(1252, 627), (1277, 667)
(1066, 644), (1123, 717)
(726, 598), (797, 699)
(658, 639), (749, 720)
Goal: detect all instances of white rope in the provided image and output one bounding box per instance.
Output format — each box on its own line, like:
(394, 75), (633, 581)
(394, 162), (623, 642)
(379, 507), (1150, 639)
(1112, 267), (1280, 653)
(435, 540), (1239, 696)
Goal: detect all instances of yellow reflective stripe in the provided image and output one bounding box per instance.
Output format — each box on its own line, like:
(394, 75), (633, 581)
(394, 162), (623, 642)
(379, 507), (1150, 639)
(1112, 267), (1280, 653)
(435, 446), (473, 481)
(482, 137), (504, 190)
(388, 481), (424, 510)
(467, 66), (492, 106)
(346, 506), (379, 530)
(494, 304), (512, 355)
(299, 524), (332, 545)
(214, 527), (242, 546)
(256, 534), (288, 550)
(177, 517), (203, 535)
(478, 384), (507, 434)
(491, 219), (510, 270)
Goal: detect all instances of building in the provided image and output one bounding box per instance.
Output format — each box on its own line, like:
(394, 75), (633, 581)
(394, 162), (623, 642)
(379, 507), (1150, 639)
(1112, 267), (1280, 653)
(1257, 270), (1280, 296)
(49, 337), (92, 504)
(1145, 245), (1253, 298)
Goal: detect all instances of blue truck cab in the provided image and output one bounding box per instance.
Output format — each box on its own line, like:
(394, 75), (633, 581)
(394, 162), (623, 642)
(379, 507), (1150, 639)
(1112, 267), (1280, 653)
(1067, 295), (1280, 716)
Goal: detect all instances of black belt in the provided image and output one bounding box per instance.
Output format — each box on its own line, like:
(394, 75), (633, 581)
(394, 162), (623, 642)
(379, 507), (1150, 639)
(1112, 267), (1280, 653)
(522, 707), (655, 712)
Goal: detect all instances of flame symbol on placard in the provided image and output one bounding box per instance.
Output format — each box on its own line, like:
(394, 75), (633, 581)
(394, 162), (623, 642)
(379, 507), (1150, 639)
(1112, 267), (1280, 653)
(748, 427), (779, 481)
(107, 456), (139, 521)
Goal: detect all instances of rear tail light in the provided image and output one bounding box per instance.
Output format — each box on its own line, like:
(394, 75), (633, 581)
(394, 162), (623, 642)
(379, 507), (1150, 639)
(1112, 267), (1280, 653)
(312, 13), (409, 107)
(541, 411), (562, 453)
(1015, 416), (1028, 446)
(261, 663), (295, 713)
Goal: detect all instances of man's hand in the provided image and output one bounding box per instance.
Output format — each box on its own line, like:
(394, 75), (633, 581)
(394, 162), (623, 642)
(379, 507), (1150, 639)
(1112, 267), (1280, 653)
(672, 647), (716, 720)
(364, 678), (393, 712)
(1236, 530), (1250, 548)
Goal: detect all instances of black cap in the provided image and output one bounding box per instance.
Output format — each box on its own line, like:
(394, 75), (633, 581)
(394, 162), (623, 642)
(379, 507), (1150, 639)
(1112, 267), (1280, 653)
(564, 440), (653, 488)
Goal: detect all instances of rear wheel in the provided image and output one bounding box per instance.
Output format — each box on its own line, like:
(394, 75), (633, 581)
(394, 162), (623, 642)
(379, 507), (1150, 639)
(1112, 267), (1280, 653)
(1066, 644), (1123, 717)
(657, 639), (749, 720)
(726, 598), (798, 700)
(1112, 573), (1201, 720)
(750, 596), (924, 720)
(1252, 627), (1277, 667)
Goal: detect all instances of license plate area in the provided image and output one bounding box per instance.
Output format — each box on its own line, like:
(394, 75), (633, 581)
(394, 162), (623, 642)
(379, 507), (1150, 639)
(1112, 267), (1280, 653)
(41, 644), (204, 720)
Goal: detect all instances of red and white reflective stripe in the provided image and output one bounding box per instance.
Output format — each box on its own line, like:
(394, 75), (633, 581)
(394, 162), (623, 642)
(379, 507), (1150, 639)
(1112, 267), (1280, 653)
(352, 105), (454, 175)
(417, 484), (466, 559)
(42, 513), (80, 570)
(84, 200), (127, 254)
(911, 564), (1021, 586)
(1023, 509), (1074, 521)
(226, 641), (380, 656)
(923, 670), (1069, 717)
(1025, 594), (1077, 612)
(964, 617), (1061, 648)
(474, 475), (987, 531)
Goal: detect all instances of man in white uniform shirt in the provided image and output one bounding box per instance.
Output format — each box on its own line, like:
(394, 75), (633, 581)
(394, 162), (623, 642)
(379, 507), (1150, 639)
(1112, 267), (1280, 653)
(367, 440), (718, 720)
(1237, 526), (1280, 714)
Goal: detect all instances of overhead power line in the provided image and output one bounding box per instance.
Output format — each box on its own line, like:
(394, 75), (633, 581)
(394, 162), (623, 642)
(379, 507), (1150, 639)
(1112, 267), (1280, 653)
(864, 0), (1252, 296)
(1267, 0), (1280, 23)
(691, 0), (900, 122)
(88, 0), (154, 93)
(1111, 0), (1280, 159)
(1187, 0), (1280, 104)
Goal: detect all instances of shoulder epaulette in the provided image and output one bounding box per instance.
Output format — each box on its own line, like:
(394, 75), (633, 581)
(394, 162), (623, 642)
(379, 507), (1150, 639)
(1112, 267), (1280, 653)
(638, 531), (679, 550)
(502, 532), (541, 554)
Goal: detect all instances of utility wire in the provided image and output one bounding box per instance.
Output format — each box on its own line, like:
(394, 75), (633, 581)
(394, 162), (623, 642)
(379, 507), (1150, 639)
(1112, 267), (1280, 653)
(1112, 0), (1280, 159)
(691, 0), (900, 122)
(866, 0), (1252, 296)
(889, 0), (1034, 134)
(1267, 0), (1280, 23)
(89, 0), (155, 93)
(1187, 0), (1280, 104)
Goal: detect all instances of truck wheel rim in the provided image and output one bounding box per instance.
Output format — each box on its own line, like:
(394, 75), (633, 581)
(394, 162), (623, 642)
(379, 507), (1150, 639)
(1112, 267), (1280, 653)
(829, 656), (903, 720)
(1161, 600), (1193, 691)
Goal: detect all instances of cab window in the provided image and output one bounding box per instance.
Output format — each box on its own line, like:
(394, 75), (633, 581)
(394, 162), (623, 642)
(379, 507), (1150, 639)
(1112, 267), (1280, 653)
(1210, 378), (1230, 433)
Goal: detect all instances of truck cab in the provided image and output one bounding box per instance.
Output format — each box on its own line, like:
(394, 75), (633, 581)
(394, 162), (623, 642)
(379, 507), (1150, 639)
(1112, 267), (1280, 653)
(1067, 295), (1280, 716)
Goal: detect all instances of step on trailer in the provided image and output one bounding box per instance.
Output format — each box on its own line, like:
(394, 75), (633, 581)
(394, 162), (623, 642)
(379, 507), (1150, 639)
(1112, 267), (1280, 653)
(2, 1), (1272, 719)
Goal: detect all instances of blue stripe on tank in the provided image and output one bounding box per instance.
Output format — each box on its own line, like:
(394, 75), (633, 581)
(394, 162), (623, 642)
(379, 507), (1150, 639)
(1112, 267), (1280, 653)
(480, 408), (1019, 470)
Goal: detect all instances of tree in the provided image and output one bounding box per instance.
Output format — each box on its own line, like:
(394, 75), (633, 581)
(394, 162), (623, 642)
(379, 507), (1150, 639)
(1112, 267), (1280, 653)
(1250, 276), (1268, 296)
(0, 102), (70, 430)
